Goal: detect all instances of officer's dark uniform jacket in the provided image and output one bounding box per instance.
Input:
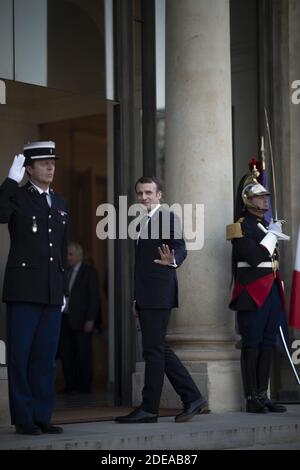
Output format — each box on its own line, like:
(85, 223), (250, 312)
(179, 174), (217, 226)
(229, 211), (284, 311)
(134, 207), (187, 310)
(0, 177), (68, 305)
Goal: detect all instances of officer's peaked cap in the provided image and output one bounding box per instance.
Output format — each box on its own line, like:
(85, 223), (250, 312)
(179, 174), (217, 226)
(24, 141), (59, 164)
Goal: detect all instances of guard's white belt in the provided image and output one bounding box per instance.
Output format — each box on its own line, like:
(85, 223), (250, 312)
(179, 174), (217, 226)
(237, 261), (279, 269)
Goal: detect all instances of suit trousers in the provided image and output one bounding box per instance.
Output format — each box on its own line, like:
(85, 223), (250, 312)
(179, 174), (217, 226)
(6, 302), (61, 425)
(59, 314), (93, 392)
(138, 309), (202, 414)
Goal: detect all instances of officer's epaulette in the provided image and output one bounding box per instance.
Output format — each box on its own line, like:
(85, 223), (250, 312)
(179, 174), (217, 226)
(226, 218), (244, 240)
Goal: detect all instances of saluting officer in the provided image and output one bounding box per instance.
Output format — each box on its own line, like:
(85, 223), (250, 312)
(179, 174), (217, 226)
(0, 141), (68, 435)
(227, 163), (288, 414)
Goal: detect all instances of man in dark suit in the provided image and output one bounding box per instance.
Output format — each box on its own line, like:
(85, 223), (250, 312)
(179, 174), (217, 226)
(60, 242), (101, 394)
(0, 141), (68, 435)
(116, 176), (207, 424)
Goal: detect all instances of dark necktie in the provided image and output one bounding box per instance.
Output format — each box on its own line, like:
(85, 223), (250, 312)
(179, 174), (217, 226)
(137, 215), (151, 243)
(68, 268), (76, 291)
(41, 192), (50, 211)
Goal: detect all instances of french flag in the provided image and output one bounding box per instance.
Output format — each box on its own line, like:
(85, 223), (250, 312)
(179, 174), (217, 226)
(289, 225), (300, 330)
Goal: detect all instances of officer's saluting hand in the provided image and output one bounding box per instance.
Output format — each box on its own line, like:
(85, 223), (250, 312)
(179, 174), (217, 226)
(8, 154), (26, 183)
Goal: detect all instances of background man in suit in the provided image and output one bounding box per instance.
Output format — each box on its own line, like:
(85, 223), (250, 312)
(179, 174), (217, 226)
(60, 242), (101, 394)
(0, 142), (68, 435)
(116, 176), (207, 424)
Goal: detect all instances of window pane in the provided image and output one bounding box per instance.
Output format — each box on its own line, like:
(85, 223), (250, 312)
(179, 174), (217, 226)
(0, 0), (13, 80)
(13, 0), (105, 94)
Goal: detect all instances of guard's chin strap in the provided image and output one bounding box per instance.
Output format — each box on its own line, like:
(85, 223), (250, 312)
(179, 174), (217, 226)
(245, 201), (268, 214)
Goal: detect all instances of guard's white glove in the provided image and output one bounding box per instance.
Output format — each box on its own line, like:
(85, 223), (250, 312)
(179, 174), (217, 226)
(61, 296), (66, 312)
(268, 219), (290, 241)
(8, 154), (26, 183)
(268, 219), (282, 234)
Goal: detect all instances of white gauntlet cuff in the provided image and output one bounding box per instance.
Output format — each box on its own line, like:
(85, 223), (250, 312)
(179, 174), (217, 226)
(260, 232), (277, 256)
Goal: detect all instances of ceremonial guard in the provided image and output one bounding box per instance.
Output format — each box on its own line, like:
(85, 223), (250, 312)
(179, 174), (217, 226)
(227, 162), (288, 413)
(0, 141), (68, 434)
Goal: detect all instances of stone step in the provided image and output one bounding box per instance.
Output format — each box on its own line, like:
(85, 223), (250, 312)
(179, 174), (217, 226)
(0, 406), (300, 450)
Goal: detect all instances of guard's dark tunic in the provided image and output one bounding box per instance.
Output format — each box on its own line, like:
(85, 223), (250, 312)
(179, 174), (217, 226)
(229, 211), (284, 312)
(0, 178), (68, 305)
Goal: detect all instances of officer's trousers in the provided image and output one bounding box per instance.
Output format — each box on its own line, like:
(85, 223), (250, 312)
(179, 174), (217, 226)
(6, 303), (61, 426)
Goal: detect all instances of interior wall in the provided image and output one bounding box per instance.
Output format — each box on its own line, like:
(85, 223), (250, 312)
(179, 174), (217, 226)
(39, 114), (108, 390)
(0, 83), (107, 386)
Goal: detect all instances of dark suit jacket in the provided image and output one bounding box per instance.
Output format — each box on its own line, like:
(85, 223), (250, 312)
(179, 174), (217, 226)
(134, 207), (187, 310)
(0, 178), (68, 305)
(67, 263), (101, 330)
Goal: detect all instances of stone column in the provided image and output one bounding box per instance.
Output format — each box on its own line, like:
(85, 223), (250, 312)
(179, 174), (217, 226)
(163, 0), (241, 412)
(0, 367), (10, 425)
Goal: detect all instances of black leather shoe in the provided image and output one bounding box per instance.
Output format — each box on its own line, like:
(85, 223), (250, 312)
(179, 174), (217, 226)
(246, 395), (268, 413)
(175, 397), (209, 423)
(35, 422), (64, 434)
(258, 392), (287, 413)
(115, 408), (158, 423)
(15, 424), (42, 435)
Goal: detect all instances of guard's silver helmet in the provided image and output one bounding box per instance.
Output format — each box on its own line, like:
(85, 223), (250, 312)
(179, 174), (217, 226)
(241, 165), (270, 209)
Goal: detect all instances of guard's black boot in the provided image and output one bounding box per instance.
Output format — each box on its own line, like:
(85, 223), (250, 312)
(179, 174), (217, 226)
(256, 348), (273, 394)
(241, 348), (268, 413)
(256, 348), (286, 412)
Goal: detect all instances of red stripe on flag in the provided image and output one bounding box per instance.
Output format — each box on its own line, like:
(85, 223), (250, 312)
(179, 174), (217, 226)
(289, 270), (300, 329)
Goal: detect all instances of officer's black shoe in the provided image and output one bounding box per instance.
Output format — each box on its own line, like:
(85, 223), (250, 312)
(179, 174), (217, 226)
(35, 422), (64, 434)
(15, 424), (42, 435)
(175, 397), (209, 423)
(257, 392), (287, 413)
(115, 408), (158, 423)
(246, 395), (268, 413)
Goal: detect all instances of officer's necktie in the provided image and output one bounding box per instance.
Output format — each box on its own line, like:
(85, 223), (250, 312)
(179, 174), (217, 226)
(41, 192), (50, 211)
